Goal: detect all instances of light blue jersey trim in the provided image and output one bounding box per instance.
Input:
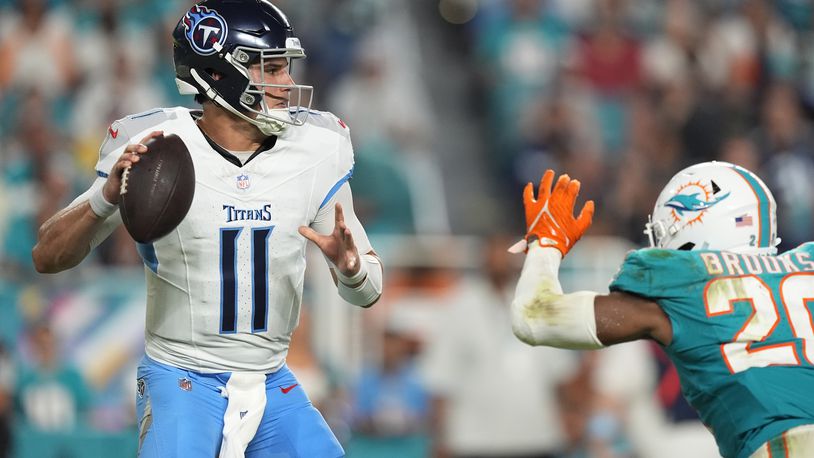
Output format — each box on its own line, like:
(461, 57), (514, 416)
(319, 168), (354, 209)
(137, 243), (158, 273)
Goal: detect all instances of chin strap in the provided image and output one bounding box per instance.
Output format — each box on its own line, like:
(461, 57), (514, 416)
(189, 69), (288, 136)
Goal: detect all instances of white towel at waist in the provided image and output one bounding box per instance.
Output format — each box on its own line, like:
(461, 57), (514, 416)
(219, 372), (267, 458)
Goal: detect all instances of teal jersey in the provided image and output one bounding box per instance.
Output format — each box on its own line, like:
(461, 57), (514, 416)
(609, 244), (814, 458)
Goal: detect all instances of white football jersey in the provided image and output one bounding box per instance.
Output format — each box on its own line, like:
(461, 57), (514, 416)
(84, 107), (371, 373)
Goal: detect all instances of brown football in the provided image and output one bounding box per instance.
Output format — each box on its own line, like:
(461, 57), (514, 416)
(119, 133), (195, 243)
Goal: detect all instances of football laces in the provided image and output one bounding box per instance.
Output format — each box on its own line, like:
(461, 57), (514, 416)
(120, 166), (131, 195)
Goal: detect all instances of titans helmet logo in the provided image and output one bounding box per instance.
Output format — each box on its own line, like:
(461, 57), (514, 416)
(665, 181), (730, 226)
(182, 5), (228, 56)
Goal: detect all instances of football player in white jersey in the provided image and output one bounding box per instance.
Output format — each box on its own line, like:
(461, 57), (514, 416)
(31, 1), (382, 457)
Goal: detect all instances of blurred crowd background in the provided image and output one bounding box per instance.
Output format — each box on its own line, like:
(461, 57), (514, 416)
(1, 0), (814, 456)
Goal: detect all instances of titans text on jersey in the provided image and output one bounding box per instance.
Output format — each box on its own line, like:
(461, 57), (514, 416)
(223, 204), (273, 222)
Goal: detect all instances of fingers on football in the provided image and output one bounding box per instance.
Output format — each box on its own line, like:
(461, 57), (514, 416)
(121, 144), (146, 167)
(122, 152), (140, 165)
(138, 130), (164, 147)
(122, 131), (163, 160)
(114, 153), (135, 173)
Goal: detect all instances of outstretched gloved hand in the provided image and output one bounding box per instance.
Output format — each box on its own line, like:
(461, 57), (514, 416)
(509, 170), (595, 257)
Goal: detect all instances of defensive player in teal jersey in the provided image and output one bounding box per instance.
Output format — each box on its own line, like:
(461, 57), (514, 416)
(510, 162), (814, 458)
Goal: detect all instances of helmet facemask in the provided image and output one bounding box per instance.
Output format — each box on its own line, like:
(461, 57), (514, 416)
(228, 39), (314, 135)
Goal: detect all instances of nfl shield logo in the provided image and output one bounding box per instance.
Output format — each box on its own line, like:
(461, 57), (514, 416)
(237, 174), (250, 190)
(178, 377), (192, 392)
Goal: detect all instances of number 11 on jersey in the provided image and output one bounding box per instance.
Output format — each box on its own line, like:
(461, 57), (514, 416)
(220, 226), (274, 334)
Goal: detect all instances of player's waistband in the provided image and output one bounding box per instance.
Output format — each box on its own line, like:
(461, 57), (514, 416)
(144, 334), (288, 374)
(139, 354), (297, 388)
(750, 424), (814, 458)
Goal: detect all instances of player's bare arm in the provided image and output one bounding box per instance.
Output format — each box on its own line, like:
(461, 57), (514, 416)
(593, 292), (672, 346)
(32, 130), (163, 273)
(510, 170), (673, 349)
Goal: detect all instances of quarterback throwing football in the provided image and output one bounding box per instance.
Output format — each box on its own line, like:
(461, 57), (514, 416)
(32, 1), (381, 457)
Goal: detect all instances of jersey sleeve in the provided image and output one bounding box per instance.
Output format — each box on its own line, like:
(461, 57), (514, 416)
(95, 108), (173, 176)
(311, 183), (373, 255)
(310, 112), (356, 214)
(609, 249), (708, 301)
(69, 109), (172, 248)
(309, 115), (373, 254)
(94, 118), (132, 178)
(317, 113), (355, 210)
(62, 118), (134, 248)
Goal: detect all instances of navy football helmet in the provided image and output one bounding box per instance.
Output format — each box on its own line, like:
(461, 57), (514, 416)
(172, 0), (313, 135)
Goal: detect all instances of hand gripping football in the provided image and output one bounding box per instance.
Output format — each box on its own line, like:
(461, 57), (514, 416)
(119, 133), (195, 243)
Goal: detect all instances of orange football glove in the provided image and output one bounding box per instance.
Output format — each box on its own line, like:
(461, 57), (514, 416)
(516, 170), (594, 257)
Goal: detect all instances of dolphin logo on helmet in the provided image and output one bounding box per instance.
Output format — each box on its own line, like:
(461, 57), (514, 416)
(665, 190), (731, 216)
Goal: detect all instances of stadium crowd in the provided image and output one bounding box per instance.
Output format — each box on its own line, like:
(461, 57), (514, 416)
(1, 0), (814, 456)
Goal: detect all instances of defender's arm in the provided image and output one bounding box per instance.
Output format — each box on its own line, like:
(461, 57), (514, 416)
(511, 244), (672, 348)
(595, 292), (672, 346)
(510, 169), (671, 348)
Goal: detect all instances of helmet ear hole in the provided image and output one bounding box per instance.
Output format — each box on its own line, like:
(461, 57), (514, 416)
(204, 69), (223, 81)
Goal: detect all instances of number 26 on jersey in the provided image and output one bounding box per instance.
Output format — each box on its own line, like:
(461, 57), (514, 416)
(705, 273), (814, 373)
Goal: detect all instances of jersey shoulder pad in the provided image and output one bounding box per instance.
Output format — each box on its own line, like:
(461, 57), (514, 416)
(95, 107), (187, 176)
(788, 242), (814, 257)
(609, 248), (709, 299)
(305, 110), (354, 174)
(304, 109), (352, 139)
(305, 111), (355, 210)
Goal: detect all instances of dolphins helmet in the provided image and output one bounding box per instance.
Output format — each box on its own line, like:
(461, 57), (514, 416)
(172, 0), (313, 135)
(644, 161), (780, 255)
